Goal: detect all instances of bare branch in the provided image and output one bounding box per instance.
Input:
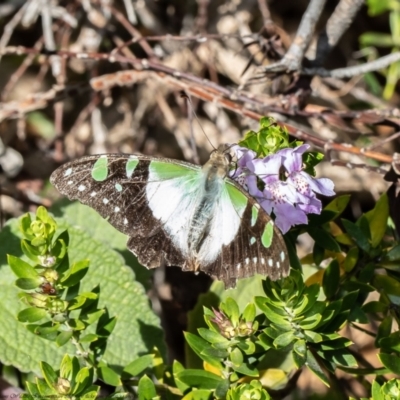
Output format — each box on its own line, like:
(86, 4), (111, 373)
(304, 52), (400, 78)
(258, 0), (327, 73)
(314, 0), (364, 65)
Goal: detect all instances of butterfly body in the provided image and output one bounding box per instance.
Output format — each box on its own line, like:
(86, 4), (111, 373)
(50, 147), (289, 287)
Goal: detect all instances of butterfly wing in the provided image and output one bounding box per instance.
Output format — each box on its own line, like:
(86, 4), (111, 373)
(51, 154), (290, 287)
(199, 179), (290, 288)
(50, 154), (203, 270)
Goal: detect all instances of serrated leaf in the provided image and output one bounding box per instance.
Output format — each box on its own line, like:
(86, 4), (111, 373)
(51, 201), (151, 288)
(0, 205), (164, 374)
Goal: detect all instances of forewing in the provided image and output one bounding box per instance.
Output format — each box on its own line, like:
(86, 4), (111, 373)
(50, 154), (202, 269)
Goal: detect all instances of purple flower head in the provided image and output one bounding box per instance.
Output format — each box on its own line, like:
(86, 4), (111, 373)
(231, 144), (335, 233)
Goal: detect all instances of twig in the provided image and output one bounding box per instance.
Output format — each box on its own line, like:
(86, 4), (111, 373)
(0, 47), (397, 166)
(1, 38), (44, 101)
(304, 52), (400, 78)
(40, 0), (61, 77)
(314, 0), (364, 66)
(122, 0), (137, 24)
(367, 130), (400, 151)
(195, 0), (210, 34)
(109, 6), (156, 59)
(257, 0), (273, 28)
(0, 0), (30, 63)
(257, 0), (327, 74)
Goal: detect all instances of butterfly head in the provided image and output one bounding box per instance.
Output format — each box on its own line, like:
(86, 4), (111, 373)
(204, 145), (234, 179)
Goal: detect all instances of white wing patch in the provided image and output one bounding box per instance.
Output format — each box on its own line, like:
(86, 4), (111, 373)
(146, 161), (245, 266)
(146, 162), (202, 258)
(197, 184), (243, 264)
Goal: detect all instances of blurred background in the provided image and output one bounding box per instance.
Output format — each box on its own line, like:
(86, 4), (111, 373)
(0, 1), (398, 398)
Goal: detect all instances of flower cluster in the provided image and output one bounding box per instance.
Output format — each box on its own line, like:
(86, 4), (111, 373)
(231, 144), (335, 233)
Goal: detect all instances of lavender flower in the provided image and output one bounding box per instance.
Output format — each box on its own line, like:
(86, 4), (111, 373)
(231, 144), (335, 233)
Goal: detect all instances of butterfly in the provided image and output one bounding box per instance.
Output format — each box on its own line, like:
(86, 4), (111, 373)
(50, 145), (290, 288)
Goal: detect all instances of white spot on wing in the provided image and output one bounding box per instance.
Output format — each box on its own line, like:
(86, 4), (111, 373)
(236, 263), (241, 270)
(280, 251), (285, 262)
(253, 257), (257, 263)
(276, 261), (281, 269)
(78, 184), (86, 191)
(245, 257), (250, 265)
(103, 198), (109, 204)
(123, 218), (128, 225)
(67, 180), (73, 185)
(268, 259), (273, 267)
(91, 191), (97, 197)
(114, 206), (120, 212)
(261, 258), (265, 265)
(64, 168), (72, 177)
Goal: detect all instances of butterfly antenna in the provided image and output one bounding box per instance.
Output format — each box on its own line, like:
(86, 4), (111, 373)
(180, 92), (216, 158)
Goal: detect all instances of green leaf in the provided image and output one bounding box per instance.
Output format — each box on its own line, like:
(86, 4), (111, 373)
(232, 363), (259, 377)
(7, 255), (39, 279)
(365, 193), (389, 248)
(198, 328), (230, 346)
(376, 316), (392, 348)
(138, 375), (158, 400)
(16, 277), (42, 290)
(378, 353), (400, 374)
(98, 366), (121, 387)
(184, 332), (223, 369)
(371, 380), (384, 400)
(17, 307), (48, 323)
(56, 331), (73, 347)
(373, 275), (400, 305)
(123, 355), (154, 377)
(324, 195), (350, 217)
(379, 332), (400, 352)
(341, 219), (370, 253)
(242, 303), (256, 323)
(40, 361), (58, 387)
(322, 259), (340, 299)
(308, 228), (341, 253)
(0, 206), (164, 374)
(51, 201), (151, 288)
(221, 297), (239, 325)
(60, 260), (90, 287)
(274, 331), (295, 348)
(343, 247), (359, 272)
(312, 243), (325, 266)
(177, 370), (222, 390)
(306, 350), (329, 386)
